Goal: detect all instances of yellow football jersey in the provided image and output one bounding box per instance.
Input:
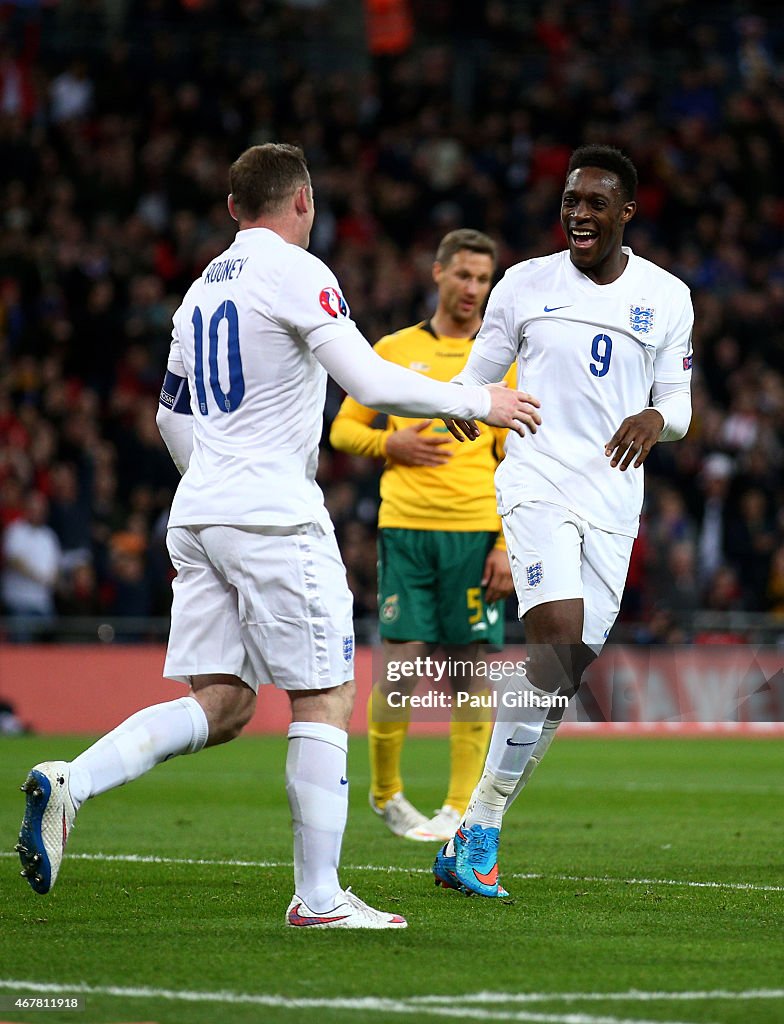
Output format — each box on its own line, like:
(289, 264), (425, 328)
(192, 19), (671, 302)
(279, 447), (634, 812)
(329, 321), (515, 537)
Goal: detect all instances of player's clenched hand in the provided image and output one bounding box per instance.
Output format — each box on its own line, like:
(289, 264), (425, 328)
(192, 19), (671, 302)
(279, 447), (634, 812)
(484, 382), (541, 435)
(605, 408), (665, 471)
(385, 421), (453, 466)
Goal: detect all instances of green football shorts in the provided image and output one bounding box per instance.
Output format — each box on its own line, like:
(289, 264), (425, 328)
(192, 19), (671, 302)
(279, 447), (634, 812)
(377, 528), (505, 645)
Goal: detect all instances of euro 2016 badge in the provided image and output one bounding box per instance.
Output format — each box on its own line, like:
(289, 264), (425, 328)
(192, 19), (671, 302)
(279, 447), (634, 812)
(629, 304), (655, 334)
(319, 286), (348, 319)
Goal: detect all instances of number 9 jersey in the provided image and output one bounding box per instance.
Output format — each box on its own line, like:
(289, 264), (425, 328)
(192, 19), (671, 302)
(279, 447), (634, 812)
(165, 227), (357, 531)
(468, 247), (693, 538)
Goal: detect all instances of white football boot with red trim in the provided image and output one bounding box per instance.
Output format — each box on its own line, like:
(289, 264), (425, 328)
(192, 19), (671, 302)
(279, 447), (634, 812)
(286, 887), (407, 929)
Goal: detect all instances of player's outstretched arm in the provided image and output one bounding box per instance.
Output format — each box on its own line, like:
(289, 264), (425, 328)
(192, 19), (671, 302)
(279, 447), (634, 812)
(482, 383), (542, 433)
(315, 331), (537, 438)
(330, 395), (452, 465)
(443, 383), (541, 442)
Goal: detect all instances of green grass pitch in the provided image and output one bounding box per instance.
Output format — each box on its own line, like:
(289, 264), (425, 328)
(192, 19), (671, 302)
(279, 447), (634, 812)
(0, 734), (782, 1024)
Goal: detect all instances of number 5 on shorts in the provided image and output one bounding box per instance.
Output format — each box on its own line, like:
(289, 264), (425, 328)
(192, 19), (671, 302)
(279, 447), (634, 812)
(466, 587), (483, 625)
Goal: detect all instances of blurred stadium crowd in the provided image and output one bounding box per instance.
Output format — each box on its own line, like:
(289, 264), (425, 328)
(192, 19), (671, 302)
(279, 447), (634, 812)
(0, 0), (783, 642)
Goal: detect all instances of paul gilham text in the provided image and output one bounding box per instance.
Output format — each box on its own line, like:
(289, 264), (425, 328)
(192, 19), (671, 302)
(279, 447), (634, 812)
(385, 690), (568, 710)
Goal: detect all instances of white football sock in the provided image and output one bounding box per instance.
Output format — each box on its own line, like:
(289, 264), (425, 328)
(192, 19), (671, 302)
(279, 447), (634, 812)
(504, 717), (562, 812)
(68, 696), (209, 806)
(455, 677), (554, 839)
(286, 721), (349, 914)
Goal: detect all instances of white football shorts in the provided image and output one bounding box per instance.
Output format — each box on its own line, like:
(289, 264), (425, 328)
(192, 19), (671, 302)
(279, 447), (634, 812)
(502, 501), (634, 653)
(164, 523), (355, 692)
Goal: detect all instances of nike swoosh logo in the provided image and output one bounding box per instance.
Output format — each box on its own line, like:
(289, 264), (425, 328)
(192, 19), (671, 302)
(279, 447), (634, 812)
(288, 902), (350, 927)
(506, 738), (537, 747)
(543, 304), (572, 312)
(473, 863), (499, 886)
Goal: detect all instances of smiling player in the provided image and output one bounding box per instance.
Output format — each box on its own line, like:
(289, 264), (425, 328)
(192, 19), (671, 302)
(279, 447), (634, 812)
(437, 145), (694, 897)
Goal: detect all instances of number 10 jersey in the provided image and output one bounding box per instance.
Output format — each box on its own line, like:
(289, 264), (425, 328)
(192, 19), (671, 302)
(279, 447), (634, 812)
(165, 227), (358, 531)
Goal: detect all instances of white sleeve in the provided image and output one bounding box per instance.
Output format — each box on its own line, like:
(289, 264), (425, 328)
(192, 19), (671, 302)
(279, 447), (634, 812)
(157, 407), (194, 475)
(272, 248), (362, 353)
(272, 246), (492, 419)
(315, 329), (492, 420)
(157, 329), (194, 476)
(652, 379), (692, 441)
(165, 328), (187, 376)
(653, 285), (694, 383)
(455, 275), (519, 385)
(453, 351), (512, 387)
(651, 284), (693, 441)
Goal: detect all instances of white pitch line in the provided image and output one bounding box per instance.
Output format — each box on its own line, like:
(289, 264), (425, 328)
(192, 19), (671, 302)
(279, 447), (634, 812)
(2, 850), (782, 893)
(0, 980), (731, 1024)
(505, 872), (784, 893)
(414, 990), (784, 1004)
(534, 779), (784, 796)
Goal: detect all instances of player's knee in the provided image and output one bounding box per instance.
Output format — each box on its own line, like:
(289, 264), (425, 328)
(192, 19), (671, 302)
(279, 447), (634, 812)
(208, 700), (254, 744)
(288, 678), (356, 731)
(526, 645), (581, 693)
(227, 696), (256, 738)
(322, 678), (356, 729)
(196, 683), (256, 745)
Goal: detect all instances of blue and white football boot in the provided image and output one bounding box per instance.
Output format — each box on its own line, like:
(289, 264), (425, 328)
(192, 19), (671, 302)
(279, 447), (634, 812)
(433, 837), (509, 898)
(453, 824), (502, 898)
(17, 761), (77, 894)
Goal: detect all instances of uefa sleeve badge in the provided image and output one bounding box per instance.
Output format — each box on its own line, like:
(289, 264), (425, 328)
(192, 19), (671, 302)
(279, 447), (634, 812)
(319, 286), (349, 319)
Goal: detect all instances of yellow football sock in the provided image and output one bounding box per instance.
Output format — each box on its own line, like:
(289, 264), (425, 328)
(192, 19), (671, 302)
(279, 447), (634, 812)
(445, 715), (492, 814)
(367, 686), (410, 807)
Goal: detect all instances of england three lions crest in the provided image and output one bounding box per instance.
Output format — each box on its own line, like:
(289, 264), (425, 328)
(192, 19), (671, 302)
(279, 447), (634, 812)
(630, 304), (655, 334)
(525, 561), (543, 588)
(342, 635), (354, 663)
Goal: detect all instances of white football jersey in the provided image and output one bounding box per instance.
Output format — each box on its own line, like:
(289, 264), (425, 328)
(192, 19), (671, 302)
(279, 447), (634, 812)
(470, 248), (693, 537)
(165, 227), (357, 530)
